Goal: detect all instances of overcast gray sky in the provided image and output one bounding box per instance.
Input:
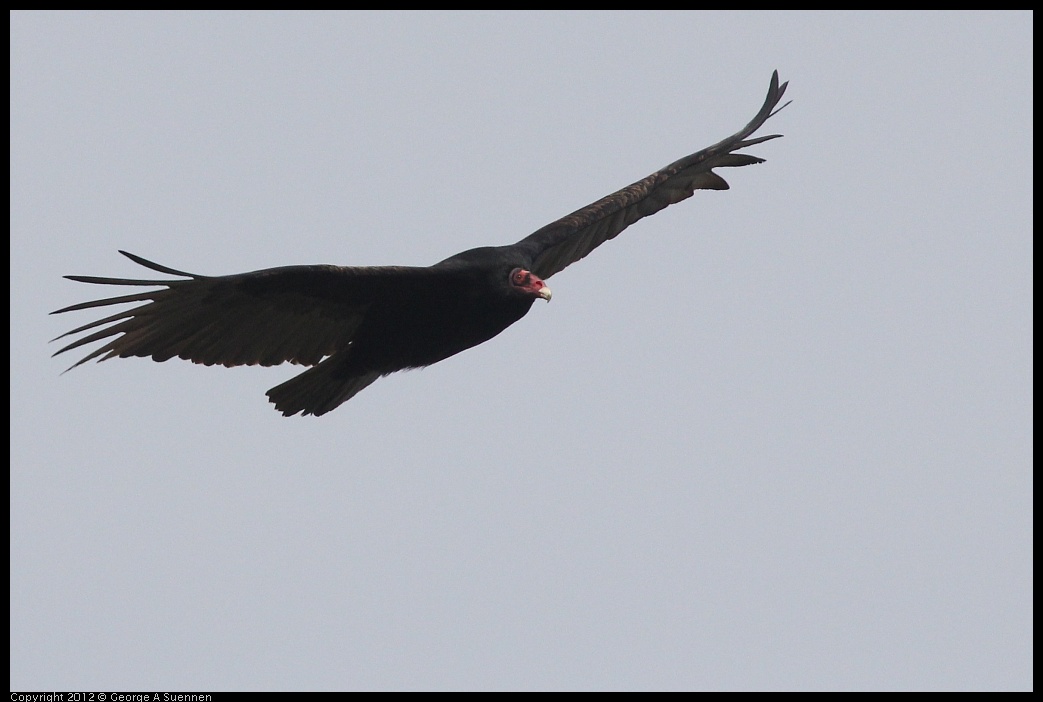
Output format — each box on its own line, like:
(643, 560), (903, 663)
(11, 11), (1032, 691)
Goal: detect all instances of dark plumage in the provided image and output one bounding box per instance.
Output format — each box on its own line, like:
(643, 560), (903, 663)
(52, 72), (790, 416)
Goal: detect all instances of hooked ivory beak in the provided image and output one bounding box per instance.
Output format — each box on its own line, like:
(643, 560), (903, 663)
(538, 285), (552, 301)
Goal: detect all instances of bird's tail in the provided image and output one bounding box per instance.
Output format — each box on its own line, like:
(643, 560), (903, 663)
(266, 358), (381, 417)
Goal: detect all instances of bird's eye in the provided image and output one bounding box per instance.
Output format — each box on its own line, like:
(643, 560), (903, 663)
(511, 269), (528, 285)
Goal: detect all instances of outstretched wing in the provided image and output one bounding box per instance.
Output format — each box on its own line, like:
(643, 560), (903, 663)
(51, 250), (426, 370)
(512, 71), (789, 279)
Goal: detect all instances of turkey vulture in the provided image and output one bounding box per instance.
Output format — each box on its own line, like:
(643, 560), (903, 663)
(52, 72), (789, 416)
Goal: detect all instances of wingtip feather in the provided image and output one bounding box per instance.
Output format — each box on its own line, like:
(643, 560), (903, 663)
(118, 250), (199, 278)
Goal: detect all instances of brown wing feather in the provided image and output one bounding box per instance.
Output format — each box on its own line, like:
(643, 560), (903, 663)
(514, 71), (789, 279)
(51, 250), (425, 371)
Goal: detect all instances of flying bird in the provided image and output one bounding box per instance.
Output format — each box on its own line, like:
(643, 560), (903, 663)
(52, 72), (790, 416)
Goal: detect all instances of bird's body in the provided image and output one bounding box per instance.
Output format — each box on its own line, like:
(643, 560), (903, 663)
(52, 72), (789, 416)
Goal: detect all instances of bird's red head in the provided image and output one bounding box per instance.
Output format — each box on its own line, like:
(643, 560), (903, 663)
(509, 268), (552, 301)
